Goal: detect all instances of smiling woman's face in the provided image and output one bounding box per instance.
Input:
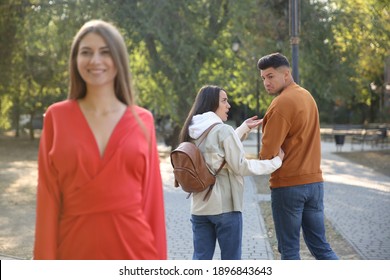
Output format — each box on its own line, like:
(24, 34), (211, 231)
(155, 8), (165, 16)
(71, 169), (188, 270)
(215, 90), (231, 121)
(77, 32), (117, 89)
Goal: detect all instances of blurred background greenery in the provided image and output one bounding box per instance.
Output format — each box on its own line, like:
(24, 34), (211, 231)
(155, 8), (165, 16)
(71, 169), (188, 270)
(0, 0), (389, 147)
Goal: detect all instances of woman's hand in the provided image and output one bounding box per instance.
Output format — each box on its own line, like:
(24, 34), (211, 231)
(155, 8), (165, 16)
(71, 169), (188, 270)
(245, 116), (263, 129)
(278, 148), (285, 161)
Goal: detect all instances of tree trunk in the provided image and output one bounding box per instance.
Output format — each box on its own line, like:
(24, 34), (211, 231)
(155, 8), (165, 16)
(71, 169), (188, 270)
(28, 111), (35, 140)
(13, 98), (20, 138)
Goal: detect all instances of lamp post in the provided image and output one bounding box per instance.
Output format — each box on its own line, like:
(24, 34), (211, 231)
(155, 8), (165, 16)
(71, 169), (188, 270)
(371, 81), (390, 123)
(384, 57), (390, 122)
(231, 38), (261, 155)
(370, 82), (379, 122)
(386, 84), (390, 110)
(289, 0), (300, 83)
(256, 76), (261, 155)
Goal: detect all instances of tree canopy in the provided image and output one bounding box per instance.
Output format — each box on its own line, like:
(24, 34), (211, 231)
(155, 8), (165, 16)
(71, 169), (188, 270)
(0, 0), (389, 143)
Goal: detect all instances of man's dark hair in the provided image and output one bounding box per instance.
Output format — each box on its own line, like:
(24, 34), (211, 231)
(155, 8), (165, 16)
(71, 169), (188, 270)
(257, 53), (290, 70)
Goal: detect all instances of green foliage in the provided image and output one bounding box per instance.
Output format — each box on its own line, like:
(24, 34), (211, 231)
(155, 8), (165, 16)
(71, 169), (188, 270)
(0, 93), (12, 129)
(0, 0), (111, 137)
(109, 0), (233, 124)
(0, 0), (388, 138)
(326, 0), (390, 122)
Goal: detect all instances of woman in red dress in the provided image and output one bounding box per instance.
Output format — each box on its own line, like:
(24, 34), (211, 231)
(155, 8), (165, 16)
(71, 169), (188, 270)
(33, 20), (167, 260)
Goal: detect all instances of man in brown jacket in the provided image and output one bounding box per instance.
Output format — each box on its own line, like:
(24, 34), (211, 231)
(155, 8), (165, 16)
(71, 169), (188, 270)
(257, 53), (338, 260)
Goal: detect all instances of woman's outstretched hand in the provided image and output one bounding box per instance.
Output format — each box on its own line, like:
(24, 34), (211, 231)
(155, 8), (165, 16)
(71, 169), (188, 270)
(245, 116), (263, 129)
(278, 148), (285, 161)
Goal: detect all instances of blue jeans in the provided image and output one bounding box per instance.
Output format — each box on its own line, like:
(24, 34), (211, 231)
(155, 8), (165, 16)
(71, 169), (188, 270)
(191, 211), (242, 260)
(271, 182), (339, 260)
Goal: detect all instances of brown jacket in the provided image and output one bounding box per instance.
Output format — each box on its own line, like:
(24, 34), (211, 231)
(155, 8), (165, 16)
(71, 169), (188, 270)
(260, 83), (323, 188)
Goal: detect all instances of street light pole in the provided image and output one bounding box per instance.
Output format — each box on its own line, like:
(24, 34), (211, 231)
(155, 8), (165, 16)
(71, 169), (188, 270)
(290, 0), (300, 83)
(232, 39), (262, 155)
(256, 77), (261, 155)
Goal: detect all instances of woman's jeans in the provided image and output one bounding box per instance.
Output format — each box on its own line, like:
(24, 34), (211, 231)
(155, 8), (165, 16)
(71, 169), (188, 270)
(271, 182), (339, 260)
(191, 211), (242, 260)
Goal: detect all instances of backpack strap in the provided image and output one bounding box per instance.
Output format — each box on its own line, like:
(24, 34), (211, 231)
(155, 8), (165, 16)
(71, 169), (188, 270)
(188, 159), (226, 201)
(191, 122), (226, 201)
(215, 160), (226, 175)
(196, 122), (226, 176)
(202, 159), (226, 201)
(175, 123), (220, 191)
(196, 122), (221, 147)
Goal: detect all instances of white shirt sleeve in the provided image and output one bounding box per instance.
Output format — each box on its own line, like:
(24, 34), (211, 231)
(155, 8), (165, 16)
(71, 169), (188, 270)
(223, 130), (282, 176)
(234, 122), (250, 141)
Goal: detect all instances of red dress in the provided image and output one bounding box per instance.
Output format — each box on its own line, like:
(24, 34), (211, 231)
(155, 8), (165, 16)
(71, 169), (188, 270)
(34, 100), (167, 259)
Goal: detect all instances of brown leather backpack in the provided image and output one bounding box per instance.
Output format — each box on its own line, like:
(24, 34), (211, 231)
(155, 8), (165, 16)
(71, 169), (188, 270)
(170, 123), (225, 200)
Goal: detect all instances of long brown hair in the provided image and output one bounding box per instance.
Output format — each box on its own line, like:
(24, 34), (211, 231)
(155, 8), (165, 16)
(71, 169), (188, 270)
(68, 20), (134, 106)
(179, 85), (223, 143)
(68, 20), (151, 147)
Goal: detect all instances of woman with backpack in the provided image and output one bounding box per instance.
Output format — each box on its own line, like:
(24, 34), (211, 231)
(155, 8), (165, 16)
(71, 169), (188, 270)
(178, 85), (284, 260)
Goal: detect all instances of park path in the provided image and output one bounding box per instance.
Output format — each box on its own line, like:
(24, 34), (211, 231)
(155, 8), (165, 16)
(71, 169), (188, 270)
(1, 137), (389, 260)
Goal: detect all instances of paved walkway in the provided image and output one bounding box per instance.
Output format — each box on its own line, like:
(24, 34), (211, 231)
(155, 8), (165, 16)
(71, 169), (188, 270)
(162, 139), (390, 260)
(1, 139), (389, 260)
(321, 141), (390, 260)
(161, 153), (273, 260)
